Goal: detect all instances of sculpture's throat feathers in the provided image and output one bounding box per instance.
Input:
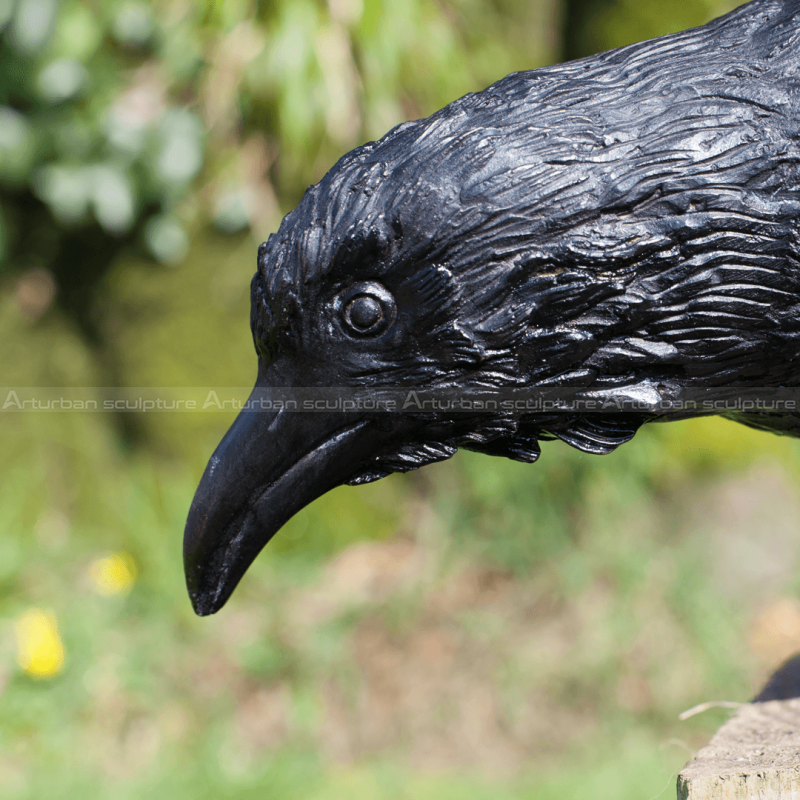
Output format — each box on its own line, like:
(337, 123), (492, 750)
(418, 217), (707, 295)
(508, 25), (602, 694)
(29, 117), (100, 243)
(184, 0), (800, 615)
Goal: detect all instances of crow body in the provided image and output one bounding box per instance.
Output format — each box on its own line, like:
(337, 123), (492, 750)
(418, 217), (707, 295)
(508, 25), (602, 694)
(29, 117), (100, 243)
(185, 0), (800, 614)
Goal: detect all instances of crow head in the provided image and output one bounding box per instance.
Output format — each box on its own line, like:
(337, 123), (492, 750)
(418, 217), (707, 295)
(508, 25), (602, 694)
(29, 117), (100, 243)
(185, 0), (800, 615)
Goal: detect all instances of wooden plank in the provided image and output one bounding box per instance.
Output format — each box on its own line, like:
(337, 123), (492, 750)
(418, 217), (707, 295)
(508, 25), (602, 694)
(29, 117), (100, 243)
(678, 699), (800, 799)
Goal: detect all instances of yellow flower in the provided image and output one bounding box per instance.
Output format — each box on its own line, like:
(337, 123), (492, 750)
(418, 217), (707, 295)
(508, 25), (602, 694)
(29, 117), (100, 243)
(14, 608), (66, 679)
(89, 552), (137, 596)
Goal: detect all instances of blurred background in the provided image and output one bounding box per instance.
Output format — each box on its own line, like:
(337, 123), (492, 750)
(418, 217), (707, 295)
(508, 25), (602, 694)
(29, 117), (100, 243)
(2, 0), (799, 797)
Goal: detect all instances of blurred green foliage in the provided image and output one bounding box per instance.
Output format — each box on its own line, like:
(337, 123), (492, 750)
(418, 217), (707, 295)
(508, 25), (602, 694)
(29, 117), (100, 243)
(562, 0), (740, 59)
(0, 0), (559, 348)
(3, 0), (800, 798)
(0, 0), (204, 340)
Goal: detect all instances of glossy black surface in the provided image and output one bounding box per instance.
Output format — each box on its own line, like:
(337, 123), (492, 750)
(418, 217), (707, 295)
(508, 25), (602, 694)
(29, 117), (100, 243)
(185, 0), (800, 614)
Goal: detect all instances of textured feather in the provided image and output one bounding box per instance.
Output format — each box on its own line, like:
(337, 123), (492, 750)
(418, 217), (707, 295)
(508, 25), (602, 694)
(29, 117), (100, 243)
(252, 0), (800, 476)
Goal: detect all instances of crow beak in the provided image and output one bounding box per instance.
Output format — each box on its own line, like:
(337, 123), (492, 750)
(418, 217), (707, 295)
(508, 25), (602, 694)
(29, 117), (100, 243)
(183, 369), (381, 615)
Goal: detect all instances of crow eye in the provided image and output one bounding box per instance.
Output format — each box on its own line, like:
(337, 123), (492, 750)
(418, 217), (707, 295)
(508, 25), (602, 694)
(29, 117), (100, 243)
(335, 282), (396, 337)
(346, 295), (383, 331)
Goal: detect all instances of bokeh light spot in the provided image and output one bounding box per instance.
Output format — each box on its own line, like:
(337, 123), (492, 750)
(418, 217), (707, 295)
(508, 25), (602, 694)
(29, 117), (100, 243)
(14, 609), (66, 679)
(144, 215), (189, 264)
(90, 553), (137, 596)
(112, 1), (154, 47)
(91, 164), (136, 233)
(9, 0), (56, 54)
(37, 59), (88, 104)
(14, 267), (56, 321)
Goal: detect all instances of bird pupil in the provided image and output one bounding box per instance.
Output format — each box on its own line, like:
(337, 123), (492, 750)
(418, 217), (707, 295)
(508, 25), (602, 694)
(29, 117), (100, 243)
(348, 295), (383, 331)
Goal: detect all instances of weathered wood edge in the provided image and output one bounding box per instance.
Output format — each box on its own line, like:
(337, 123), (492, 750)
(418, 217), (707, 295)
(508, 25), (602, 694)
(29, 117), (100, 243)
(678, 699), (800, 799)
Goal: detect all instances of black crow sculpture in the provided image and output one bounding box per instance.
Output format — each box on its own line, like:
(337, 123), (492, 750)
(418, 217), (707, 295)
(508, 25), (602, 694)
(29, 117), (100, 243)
(185, 0), (800, 615)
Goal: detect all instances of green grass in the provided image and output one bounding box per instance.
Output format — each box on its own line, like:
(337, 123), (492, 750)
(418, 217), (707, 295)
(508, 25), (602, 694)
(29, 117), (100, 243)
(1, 395), (797, 798)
